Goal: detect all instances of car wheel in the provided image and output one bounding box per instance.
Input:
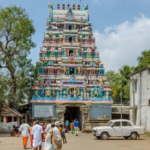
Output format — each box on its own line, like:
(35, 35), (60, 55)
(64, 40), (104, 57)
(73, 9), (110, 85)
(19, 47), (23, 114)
(101, 132), (109, 140)
(96, 136), (101, 139)
(130, 132), (137, 140)
(124, 136), (130, 139)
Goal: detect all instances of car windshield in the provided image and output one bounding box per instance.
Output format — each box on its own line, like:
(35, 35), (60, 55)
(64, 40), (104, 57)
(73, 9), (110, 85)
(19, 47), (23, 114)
(107, 121), (113, 126)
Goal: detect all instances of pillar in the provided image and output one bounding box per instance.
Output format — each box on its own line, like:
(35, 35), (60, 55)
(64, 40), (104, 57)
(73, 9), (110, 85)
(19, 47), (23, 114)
(12, 116), (14, 122)
(0, 116), (1, 122)
(17, 117), (20, 125)
(4, 116), (7, 123)
(74, 68), (77, 74)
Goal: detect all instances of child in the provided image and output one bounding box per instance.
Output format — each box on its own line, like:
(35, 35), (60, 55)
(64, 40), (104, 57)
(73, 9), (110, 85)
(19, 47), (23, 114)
(59, 124), (67, 144)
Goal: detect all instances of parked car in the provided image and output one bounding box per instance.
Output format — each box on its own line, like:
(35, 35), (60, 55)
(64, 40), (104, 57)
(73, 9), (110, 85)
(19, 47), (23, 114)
(92, 119), (144, 140)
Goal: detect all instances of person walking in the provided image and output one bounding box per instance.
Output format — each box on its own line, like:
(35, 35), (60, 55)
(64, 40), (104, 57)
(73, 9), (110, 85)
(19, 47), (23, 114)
(32, 120), (43, 150)
(29, 121), (36, 150)
(64, 120), (69, 132)
(74, 119), (79, 136)
(17, 119), (30, 149)
(50, 121), (62, 150)
(44, 120), (52, 150)
(42, 123), (46, 141)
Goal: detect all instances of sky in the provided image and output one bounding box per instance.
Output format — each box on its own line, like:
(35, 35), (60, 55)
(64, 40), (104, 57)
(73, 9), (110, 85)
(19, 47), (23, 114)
(1, 0), (150, 71)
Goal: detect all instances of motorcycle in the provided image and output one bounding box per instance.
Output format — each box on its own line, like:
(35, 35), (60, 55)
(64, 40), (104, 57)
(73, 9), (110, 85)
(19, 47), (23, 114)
(10, 125), (19, 136)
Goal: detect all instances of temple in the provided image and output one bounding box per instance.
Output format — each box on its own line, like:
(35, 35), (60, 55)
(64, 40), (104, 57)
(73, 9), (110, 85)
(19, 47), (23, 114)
(30, 3), (113, 131)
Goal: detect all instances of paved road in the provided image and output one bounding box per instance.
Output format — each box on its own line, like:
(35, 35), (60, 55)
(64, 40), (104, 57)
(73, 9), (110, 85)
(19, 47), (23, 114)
(0, 133), (150, 150)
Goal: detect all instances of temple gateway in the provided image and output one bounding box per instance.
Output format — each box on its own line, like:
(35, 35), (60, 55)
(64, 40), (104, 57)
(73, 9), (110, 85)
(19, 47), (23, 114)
(30, 3), (113, 131)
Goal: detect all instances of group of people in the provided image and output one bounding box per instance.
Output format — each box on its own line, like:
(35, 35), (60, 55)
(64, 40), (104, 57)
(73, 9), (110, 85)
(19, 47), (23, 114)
(18, 119), (67, 150)
(65, 119), (79, 136)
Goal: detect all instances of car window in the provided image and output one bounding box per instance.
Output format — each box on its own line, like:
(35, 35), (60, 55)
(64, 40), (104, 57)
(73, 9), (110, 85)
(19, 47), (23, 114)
(122, 121), (131, 126)
(113, 122), (120, 127)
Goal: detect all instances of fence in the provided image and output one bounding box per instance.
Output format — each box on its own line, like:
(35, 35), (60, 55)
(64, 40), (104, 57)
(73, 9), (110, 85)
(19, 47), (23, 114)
(0, 122), (18, 133)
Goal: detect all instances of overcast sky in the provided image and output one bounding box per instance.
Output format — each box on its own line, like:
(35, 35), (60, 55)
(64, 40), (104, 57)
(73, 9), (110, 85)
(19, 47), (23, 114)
(1, 0), (150, 71)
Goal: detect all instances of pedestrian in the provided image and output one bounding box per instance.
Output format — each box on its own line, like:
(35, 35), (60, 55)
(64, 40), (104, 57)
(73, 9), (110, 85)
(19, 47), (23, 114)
(42, 123), (46, 141)
(50, 121), (62, 150)
(29, 121), (36, 150)
(32, 120), (43, 150)
(70, 121), (75, 134)
(74, 119), (79, 136)
(59, 124), (67, 144)
(44, 120), (52, 150)
(65, 120), (69, 132)
(17, 119), (30, 150)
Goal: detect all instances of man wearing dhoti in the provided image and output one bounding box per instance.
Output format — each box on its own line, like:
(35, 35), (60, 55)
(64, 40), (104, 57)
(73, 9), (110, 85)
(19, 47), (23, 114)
(32, 120), (43, 150)
(50, 121), (62, 150)
(18, 119), (30, 149)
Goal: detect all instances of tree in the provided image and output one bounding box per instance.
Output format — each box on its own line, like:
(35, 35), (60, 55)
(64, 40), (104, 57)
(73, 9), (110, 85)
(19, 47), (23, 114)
(106, 65), (134, 103)
(135, 49), (150, 71)
(0, 6), (36, 107)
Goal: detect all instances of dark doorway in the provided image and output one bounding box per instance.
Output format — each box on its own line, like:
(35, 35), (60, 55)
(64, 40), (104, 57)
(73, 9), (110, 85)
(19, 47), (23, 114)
(64, 107), (80, 129)
(69, 37), (72, 42)
(70, 68), (74, 74)
(69, 25), (72, 30)
(69, 50), (73, 56)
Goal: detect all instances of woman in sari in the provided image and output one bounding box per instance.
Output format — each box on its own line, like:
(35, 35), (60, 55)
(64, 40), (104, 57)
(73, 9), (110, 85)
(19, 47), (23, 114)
(42, 123), (46, 141)
(44, 120), (54, 150)
(50, 121), (62, 150)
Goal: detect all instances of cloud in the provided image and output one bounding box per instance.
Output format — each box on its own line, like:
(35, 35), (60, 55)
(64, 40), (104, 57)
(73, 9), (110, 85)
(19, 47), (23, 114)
(91, 0), (99, 4)
(94, 14), (150, 71)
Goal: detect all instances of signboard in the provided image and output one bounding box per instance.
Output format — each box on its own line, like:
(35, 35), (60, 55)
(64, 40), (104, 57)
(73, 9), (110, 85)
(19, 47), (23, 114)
(34, 105), (53, 118)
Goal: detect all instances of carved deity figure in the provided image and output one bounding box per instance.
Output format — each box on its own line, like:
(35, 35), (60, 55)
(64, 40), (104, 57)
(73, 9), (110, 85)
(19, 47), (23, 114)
(77, 66), (82, 75)
(35, 90), (38, 96)
(62, 66), (67, 74)
(52, 90), (55, 98)
(84, 92), (87, 99)
(45, 89), (51, 97)
(95, 59), (100, 67)
(73, 89), (77, 98)
(76, 49), (79, 57)
(41, 90), (45, 97)
(81, 91), (83, 98)
(106, 91), (109, 98)
(75, 36), (78, 42)
(99, 78), (103, 85)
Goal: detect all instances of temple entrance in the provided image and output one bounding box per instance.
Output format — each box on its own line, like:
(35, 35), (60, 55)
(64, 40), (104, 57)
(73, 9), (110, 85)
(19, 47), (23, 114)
(64, 106), (80, 130)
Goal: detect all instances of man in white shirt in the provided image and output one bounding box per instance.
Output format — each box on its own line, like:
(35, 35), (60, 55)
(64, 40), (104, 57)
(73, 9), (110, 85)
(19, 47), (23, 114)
(32, 120), (43, 150)
(18, 120), (30, 149)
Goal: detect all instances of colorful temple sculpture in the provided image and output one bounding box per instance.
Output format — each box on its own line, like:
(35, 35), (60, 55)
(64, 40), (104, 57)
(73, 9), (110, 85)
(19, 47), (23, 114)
(30, 3), (113, 131)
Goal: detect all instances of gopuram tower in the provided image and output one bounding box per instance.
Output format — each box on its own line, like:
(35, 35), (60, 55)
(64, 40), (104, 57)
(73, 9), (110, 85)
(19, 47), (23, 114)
(30, 3), (113, 131)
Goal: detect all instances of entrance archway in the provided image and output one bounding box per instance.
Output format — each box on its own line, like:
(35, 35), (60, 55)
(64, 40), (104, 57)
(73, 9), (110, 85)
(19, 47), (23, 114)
(64, 106), (80, 130)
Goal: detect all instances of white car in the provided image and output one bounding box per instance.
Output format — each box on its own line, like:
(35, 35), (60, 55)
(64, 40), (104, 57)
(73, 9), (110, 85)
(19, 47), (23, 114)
(92, 119), (144, 140)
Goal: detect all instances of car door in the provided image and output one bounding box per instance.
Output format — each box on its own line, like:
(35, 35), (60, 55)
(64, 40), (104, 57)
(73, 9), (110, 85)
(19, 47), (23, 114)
(110, 121), (122, 136)
(121, 121), (132, 136)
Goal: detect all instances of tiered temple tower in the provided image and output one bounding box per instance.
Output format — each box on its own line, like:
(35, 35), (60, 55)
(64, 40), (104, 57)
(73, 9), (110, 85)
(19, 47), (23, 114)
(30, 3), (113, 131)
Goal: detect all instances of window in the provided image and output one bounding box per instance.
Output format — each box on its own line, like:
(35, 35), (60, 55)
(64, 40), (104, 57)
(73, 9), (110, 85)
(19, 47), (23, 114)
(134, 80), (137, 92)
(69, 37), (72, 43)
(113, 122), (120, 127)
(69, 50), (73, 56)
(122, 121), (131, 126)
(70, 68), (74, 75)
(69, 25), (72, 30)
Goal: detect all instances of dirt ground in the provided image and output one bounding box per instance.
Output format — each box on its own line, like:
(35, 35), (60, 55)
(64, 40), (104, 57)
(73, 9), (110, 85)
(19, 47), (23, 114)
(0, 133), (150, 150)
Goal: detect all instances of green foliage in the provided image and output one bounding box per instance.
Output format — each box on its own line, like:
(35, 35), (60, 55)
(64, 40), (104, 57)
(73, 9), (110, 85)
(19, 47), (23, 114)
(106, 65), (134, 103)
(0, 6), (36, 108)
(135, 49), (150, 71)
